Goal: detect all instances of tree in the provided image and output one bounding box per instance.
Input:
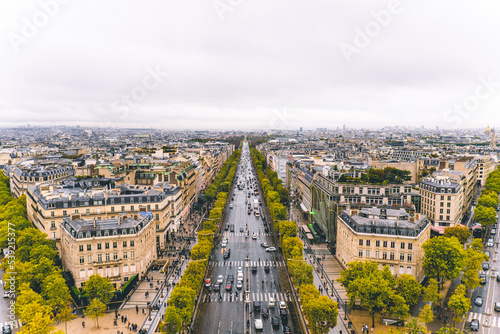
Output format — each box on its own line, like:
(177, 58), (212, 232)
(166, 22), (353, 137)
(55, 302), (77, 334)
(419, 303), (434, 328)
(462, 245), (487, 292)
(84, 298), (107, 329)
(477, 194), (498, 208)
(282, 237), (303, 259)
(42, 273), (71, 311)
(388, 294), (410, 328)
(168, 286), (196, 324)
(447, 285), (470, 326)
(474, 205), (497, 227)
(288, 260), (314, 286)
(436, 326), (465, 334)
(395, 274), (422, 306)
(443, 225), (471, 244)
(422, 236), (466, 289)
(405, 318), (428, 334)
(303, 296), (338, 334)
(83, 274), (114, 304)
(299, 284), (320, 301)
(423, 278), (441, 304)
(338, 261), (380, 291)
(161, 307), (183, 334)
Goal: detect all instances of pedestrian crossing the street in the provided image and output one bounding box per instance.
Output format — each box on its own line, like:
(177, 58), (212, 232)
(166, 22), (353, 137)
(468, 312), (500, 327)
(208, 260), (285, 267)
(223, 232), (271, 237)
(202, 291), (290, 303)
(0, 320), (23, 329)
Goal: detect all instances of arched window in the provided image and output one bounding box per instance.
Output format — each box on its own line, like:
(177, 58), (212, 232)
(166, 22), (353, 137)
(80, 269), (86, 278)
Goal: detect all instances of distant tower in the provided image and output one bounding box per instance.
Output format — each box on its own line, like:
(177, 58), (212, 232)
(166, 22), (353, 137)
(485, 125), (492, 137)
(491, 128), (496, 148)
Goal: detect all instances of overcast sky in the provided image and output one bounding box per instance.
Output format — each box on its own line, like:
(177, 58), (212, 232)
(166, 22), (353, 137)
(1, 0), (500, 130)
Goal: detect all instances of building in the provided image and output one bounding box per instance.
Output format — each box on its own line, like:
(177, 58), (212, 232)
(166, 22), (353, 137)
(336, 207), (431, 281)
(452, 157), (478, 215)
(419, 175), (463, 229)
(27, 179), (182, 251)
(476, 155), (497, 186)
(60, 210), (156, 288)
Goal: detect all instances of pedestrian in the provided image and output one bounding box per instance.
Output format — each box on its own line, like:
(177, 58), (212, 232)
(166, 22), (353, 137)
(136, 305), (139, 314)
(82, 321), (85, 328)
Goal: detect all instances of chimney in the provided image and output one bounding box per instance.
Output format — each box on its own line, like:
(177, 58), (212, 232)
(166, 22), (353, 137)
(71, 214), (80, 220)
(415, 213), (420, 220)
(409, 217), (415, 223)
(93, 218), (96, 228)
(133, 214), (138, 220)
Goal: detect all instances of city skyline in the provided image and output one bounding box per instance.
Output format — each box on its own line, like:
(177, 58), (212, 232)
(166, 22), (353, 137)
(1, 0), (500, 129)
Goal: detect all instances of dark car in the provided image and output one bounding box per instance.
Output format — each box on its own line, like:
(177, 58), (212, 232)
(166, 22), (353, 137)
(271, 316), (280, 329)
(495, 302), (500, 312)
(230, 225), (235, 232)
(252, 266), (257, 273)
(253, 301), (261, 312)
(471, 319), (479, 331)
(482, 262), (490, 271)
(225, 281), (233, 291)
(213, 283), (220, 292)
(261, 307), (269, 318)
(264, 265), (270, 273)
(497, 274), (500, 282)
(224, 225), (229, 231)
(283, 326), (292, 334)
(265, 227), (269, 233)
(2, 325), (12, 334)
(480, 274), (487, 285)
(223, 250), (231, 259)
(280, 309), (288, 323)
(240, 227), (244, 233)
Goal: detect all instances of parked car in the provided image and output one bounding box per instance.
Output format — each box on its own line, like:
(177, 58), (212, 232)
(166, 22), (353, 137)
(2, 325), (12, 334)
(482, 262), (490, 271)
(495, 302), (500, 312)
(480, 274), (487, 285)
(266, 247), (277, 252)
(470, 319), (479, 331)
(261, 242), (269, 247)
(475, 296), (483, 306)
(487, 238), (494, 247)
(205, 278), (211, 288)
(283, 326), (292, 334)
(492, 228), (497, 235)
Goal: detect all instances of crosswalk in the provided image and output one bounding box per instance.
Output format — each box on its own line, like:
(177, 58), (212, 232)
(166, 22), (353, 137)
(0, 319), (23, 329)
(223, 232), (271, 237)
(209, 260), (285, 267)
(202, 292), (290, 303)
(468, 313), (500, 327)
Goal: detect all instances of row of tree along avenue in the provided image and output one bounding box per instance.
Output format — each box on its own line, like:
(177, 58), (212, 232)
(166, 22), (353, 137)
(160, 149), (241, 334)
(251, 146), (338, 334)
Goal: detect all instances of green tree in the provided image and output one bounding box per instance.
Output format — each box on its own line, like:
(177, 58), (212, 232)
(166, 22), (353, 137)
(422, 236), (466, 288)
(168, 286), (196, 324)
(406, 318), (428, 334)
(474, 205), (497, 227)
(477, 194), (498, 208)
(443, 225), (471, 244)
(83, 274), (114, 304)
(282, 237), (303, 259)
(55, 302), (77, 334)
(161, 307), (183, 334)
(84, 298), (107, 329)
(288, 260), (314, 286)
(395, 274), (422, 306)
(423, 278), (441, 304)
(462, 245), (487, 292)
(419, 303), (434, 328)
(303, 296), (338, 334)
(436, 326), (465, 334)
(447, 285), (470, 326)
(42, 273), (71, 311)
(388, 294), (410, 328)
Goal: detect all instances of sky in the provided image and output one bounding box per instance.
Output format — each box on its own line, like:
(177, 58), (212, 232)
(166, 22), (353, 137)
(1, 0), (500, 130)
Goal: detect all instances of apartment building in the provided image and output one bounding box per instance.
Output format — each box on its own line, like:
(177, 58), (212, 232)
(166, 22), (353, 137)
(27, 179), (182, 250)
(337, 207), (430, 281)
(476, 155), (497, 186)
(60, 210), (156, 288)
(452, 157), (478, 214)
(419, 176), (463, 228)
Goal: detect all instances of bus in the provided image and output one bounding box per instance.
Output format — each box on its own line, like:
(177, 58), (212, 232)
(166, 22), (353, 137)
(472, 224), (483, 239)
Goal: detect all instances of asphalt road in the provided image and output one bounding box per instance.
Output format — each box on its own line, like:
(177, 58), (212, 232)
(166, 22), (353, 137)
(194, 142), (296, 334)
(0, 255), (21, 333)
(468, 214), (500, 334)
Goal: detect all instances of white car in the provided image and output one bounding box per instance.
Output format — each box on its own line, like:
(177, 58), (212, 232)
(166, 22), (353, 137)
(221, 239), (228, 247)
(266, 247), (277, 252)
(488, 238), (494, 247)
(279, 301), (287, 309)
(254, 319), (263, 330)
(269, 297), (275, 307)
(230, 204), (233, 209)
(217, 275), (224, 284)
(252, 234), (257, 240)
(236, 280), (243, 290)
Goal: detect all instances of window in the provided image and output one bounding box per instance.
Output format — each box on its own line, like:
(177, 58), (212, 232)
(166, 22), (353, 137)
(408, 243), (413, 250)
(121, 206), (125, 212)
(123, 251), (128, 259)
(406, 266), (412, 274)
(366, 240), (371, 247)
(113, 242), (117, 249)
(105, 253), (110, 262)
(400, 253), (405, 261)
(376, 240), (380, 247)
(439, 215), (443, 220)
(155, 204), (159, 210)
(87, 244), (91, 251)
(447, 209), (450, 214)
(86, 209), (90, 215)
(440, 209), (443, 214)
(63, 210), (67, 216)
(440, 195), (444, 200)
(447, 202), (451, 207)
(123, 241), (127, 247)
(51, 221), (56, 229)
(130, 251), (135, 259)
(400, 242), (405, 249)
(399, 266), (404, 274)
(359, 239), (363, 246)
(390, 252), (395, 260)
(113, 252), (118, 260)
(156, 214), (160, 220)
(51, 211), (55, 217)
(366, 250), (370, 258)
(75, 209), (79, 214)
(446, 216), (450, 220)
(440, 202), (444, 207)
(123, 264), (129, 273)
(131, 205), (134, 211)
(407, 254), (413, 262)
(98, 254), (102, 262)
(390, 242), (395, 248)
(358, 249), (363, 257)
(375, 251), (380, 259)
(448, 196), (451, 200)
(87, 255), (92, 263)
(383, 241), (387, 248)
(130, 241), (135, 247)
(97, 243), (102, 250)
(80, 269), (86, 278)
(382, 251), (387, 260)
(79, 256), (84, 264)
(111, 207), (115, 212)
(105, 242), (110, 249)
(79, 245), (84, 252)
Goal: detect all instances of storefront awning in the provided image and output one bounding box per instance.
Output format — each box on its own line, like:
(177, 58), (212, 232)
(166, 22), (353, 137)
(300, 202), (308, 213)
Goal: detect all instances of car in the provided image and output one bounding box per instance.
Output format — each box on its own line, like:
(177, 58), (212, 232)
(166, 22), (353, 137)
(224, 225), (229, 231)
(271, 316), (280, 329)
(237, 272), (244, 281)
(280, 309), (288, 322)
(261, 307), (269, 318)
(283, 326), (292, 334)
(487, 238), (494, 247)
(482, 262), (490, 271)
(261, 242), (269, 247)
(3, 291), (9, 298)
(248, 210), (251, 215)
(230, 204), (234, 209)
(470, 319), (479, 331)
(252, 234), (257, 240)
(240, 227), (244, 233)
(223, 250), (230, 259)
(213, 283), (220, 292)
(492, 228), (497, 235)
(227, 274), (234, 282)
(269, 297), (275, 308)
(279, 301), (287, 309)
(475, 296), (483, 306)
(252, 266), (257, 273)
(253, 301), (261, 312)
(230, 225), (235, 232)
(264, 265), (270, 273)
(225, 281), (233, 291)
(2, 325), (12, 334)
(221, 238), (228, 247)
(254, 318), (263, 330)
(236, 280), (243, 289)
(237, 266), (243, 273)
(480, 274), (487, 285)
(266, 247), (277, 252)
(264, 227), (269, 233)
(495, 302), (500, 312)
(497, 274), (500, 282)
(217, 275), (224, 284)
(485, 251), (490, 258)
(205, 278), (211, 288)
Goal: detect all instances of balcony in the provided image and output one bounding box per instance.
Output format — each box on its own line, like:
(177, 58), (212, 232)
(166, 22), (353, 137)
(93, 258), (123, 266)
